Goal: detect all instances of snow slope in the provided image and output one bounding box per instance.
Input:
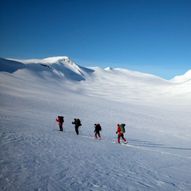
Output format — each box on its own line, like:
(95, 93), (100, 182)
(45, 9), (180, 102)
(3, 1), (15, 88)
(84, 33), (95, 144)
(171, 70), (191, 83)
(0, 57), (191, 191)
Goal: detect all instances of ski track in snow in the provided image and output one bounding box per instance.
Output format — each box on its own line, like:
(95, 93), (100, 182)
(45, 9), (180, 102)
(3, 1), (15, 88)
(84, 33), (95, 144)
(81, 135), (191, 160)
(1, 123), (191, 191)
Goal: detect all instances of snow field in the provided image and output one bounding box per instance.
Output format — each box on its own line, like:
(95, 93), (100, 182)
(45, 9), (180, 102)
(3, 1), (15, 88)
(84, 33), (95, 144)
(0, 57), (191, 190)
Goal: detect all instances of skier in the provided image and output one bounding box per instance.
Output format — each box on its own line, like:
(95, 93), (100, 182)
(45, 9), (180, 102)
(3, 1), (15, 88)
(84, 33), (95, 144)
(72, 118), (82, 135)
(116, 123), (127, 144)
(56, 116), (64, 131)
(94, 123), (102, 139)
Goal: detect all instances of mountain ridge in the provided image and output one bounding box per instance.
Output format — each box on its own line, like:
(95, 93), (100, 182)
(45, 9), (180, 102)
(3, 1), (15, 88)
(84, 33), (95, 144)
(1, 56), (191, 84)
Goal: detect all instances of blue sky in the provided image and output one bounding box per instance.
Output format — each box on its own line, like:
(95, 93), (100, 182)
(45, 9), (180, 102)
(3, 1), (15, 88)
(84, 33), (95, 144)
(1, 0), (191, 79)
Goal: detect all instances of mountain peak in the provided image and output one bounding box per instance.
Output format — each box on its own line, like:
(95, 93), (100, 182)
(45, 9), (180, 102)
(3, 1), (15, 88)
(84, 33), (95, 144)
(0, 56), (89, 81)
(19, 56), (70, 64)
(41, 56), (69, 63)
(171, 70), (191, 83)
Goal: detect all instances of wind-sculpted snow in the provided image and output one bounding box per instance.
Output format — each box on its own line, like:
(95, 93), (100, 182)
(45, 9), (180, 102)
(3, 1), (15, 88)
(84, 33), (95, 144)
(0, 58), (25, 73)
(0, 56), (191, 191)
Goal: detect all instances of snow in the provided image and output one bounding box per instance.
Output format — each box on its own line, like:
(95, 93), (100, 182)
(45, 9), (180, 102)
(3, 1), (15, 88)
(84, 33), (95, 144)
(0, 57), (191, 191)
(0, 58), (25, 73)
(171, 70), (191, 83)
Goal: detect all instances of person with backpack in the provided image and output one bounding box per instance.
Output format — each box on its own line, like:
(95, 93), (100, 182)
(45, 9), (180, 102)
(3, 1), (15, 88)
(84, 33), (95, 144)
(56, 116), (64, 131)
(94, 123), (102, 139)
(72, 118), (82, 135)
(116, 123), (127, 144)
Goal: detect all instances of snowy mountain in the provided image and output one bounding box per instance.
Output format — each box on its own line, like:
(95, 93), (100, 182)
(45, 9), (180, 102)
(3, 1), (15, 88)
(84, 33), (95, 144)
(171, 70), (191, 83)
(0, 57), (191, 191)
(6, 56), (93, 81)
(0, 58), (25, 73)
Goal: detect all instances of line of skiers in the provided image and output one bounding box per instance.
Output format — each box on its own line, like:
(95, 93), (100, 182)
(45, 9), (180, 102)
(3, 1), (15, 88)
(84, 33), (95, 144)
(56, 116), (127, 144)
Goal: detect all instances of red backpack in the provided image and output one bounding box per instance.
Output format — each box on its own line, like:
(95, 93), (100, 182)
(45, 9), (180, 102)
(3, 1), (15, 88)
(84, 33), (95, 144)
(57, 116), (64, 123)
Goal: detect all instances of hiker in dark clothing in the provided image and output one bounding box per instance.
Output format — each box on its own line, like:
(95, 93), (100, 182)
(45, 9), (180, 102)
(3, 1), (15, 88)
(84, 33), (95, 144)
(72, 118), (82, 135)
(94, 123), (102, 139)
(56, 116), (64, 131)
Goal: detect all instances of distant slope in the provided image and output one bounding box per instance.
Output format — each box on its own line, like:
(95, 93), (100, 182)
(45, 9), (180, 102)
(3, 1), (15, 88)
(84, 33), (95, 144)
(20, 56), (94, 81)
(0, 56), (191, 103)
(1, 56), (169, 83)
(171, 70), (191, 83)
(0, 58), (25, 73)
(1, 56), (94, 81)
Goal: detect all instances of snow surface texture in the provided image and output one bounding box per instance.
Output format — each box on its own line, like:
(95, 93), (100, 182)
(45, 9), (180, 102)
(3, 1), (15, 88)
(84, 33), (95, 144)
(0, 56), (191, 191)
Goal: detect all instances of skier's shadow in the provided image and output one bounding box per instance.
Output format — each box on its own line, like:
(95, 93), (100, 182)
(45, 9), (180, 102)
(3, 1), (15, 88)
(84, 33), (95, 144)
(129, 139), (191, 151)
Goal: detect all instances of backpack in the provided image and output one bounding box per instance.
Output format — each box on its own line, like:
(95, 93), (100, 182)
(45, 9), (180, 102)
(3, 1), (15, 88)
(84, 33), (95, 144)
(120, 124), (125, 133)
(58, 116), (64, 123)
(97, 124), (101, 131)
(76, 118), (81, 126)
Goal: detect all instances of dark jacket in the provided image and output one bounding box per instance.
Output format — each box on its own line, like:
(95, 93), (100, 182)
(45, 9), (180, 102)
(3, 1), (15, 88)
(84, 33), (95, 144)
(72, 118), (81, 127)
(94, 124), (102, 132)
